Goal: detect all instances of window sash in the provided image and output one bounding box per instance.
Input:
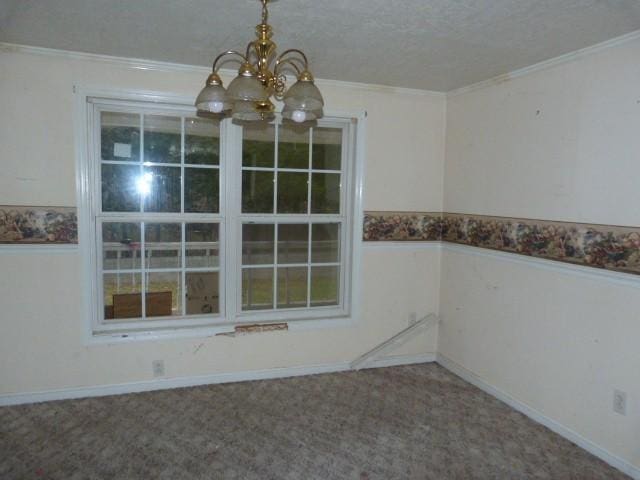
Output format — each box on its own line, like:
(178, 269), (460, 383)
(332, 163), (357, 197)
(96, 217), (224, 329)
(224, 118), (353, 323)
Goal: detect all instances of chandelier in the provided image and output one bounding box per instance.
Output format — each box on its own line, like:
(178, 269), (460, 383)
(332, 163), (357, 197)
(195, 0), (324, 123)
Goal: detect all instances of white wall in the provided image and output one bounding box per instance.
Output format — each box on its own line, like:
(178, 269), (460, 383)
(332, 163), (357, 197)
(440, 37), (640, 473)
(0, 46), (445, 395)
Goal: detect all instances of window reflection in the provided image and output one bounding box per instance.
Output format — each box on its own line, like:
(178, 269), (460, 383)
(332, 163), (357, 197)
(143, 115), (181, 164)
(277, 267), (308, 309)
(242, 268), (274, 310)
(101, 112), (140, 162)
(102, 222), (141, 270)
(185, 117), (220, 165)
(143, 166), (181, 212)
(186, 223), (219, 268)
(136, 172), (153, 197)
(311, 266), (339, 306)
(242, 224), (275, 265)
(101, 164), (140, 212)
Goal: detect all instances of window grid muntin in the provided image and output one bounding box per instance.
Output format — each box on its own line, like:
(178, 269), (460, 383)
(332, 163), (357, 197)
(98, 218), (221, 323)
(95, 101), (223, 328)
(238, 120), (347, 314)
(99, 108), (220, 216)
(241, 123), (343, 217)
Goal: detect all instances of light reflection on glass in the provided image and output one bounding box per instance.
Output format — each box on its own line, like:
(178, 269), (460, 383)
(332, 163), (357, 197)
(136, 172), (153, 197)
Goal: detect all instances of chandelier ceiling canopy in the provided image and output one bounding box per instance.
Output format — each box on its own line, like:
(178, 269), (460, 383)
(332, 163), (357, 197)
(195, 0), (324, 123)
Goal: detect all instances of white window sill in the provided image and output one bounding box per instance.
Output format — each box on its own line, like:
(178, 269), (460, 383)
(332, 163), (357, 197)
(85, 314), (357, 345)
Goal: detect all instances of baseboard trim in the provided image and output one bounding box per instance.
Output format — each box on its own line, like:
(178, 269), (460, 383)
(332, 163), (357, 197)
(0, 353), (436, 407)
(436, 353), (640, 480)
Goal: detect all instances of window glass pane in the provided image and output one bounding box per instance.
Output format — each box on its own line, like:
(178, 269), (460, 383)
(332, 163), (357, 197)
(277, 224), (308, 264)
(242, 224), (274, 265)
(143, 166), (181, 212)
(185, 117), (219, 165)
(185, 168), (219, 213)
(277, 172), (308, 213)
(311, 173), (340, 214)
(144, 223), (181, 269)
(186, 223), (219, 268)
(278, 125), (309, 169)
(104, 273), (141, 320)
(101, 112), (140, 162)
(102, 222), (141, 270)
(243, 124), (275, 168)
(312, 128), (342, 170)
(143, 115), (181, 164)
(242, 170), (274, 213)
(242, 268), (274, 311)
(312, 223), (340, 263)
(310, 266), (339, 306)
(186, 272), (219, 315)
(101, 164), (140, 212)
(277, 267), (307, 309)
(146, 271), (181, 317)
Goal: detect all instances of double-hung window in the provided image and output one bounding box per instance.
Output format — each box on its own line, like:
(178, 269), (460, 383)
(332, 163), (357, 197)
(84, 93), (359, 337)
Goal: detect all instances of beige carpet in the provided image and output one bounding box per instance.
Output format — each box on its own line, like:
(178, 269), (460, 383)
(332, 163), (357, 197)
(0, 364), (629, 479)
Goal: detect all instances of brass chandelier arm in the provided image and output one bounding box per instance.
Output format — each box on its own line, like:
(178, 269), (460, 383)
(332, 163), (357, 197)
(276, 48), (309, 69)
(274, 58), (302, 76)
(211, 50), (249, 72)
(245, 41), (258, 64)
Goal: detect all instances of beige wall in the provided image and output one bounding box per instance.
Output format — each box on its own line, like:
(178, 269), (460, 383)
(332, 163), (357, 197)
(444, 38), (640, 225)
(2, 34), (638, 475)
(440, 37), (640, 471)
(0, 47), (445, 394)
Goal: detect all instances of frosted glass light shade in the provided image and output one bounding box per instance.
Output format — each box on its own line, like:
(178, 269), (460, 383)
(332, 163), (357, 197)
(227, 75), (268, 102)
(195, 83), (230, 113)
(231, 100), (264, 122)
(282, 103), (323, 123)
(283, 80), (324, 111)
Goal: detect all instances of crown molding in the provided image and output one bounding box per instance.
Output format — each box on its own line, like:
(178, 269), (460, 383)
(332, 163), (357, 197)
(447, 29), (640, 97)
(3, 27), (638, 100)
(0, 42), (444, 98)
(0, 42), (212, 74)
(313, 77), (445, 98)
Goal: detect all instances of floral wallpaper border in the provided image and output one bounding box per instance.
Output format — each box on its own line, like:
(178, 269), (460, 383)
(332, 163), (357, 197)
(0, 205), (78, 244)
(2, 206), (638, 275)
(363, 211), (443, 242)
(363, 211), (640, 276)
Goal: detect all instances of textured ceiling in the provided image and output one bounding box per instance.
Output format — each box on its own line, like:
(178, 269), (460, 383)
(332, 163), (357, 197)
(1, 0), (639, 91)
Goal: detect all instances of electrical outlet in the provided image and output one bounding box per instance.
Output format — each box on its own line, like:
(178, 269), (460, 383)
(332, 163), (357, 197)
(408, 312), (418, 326)
(152, 360), (165, 378)
(613, 389), (627, 416)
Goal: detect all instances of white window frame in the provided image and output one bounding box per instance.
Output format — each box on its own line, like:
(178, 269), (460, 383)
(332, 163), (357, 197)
(228, 118), (355, 324)
(74, 87), (365, 343)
